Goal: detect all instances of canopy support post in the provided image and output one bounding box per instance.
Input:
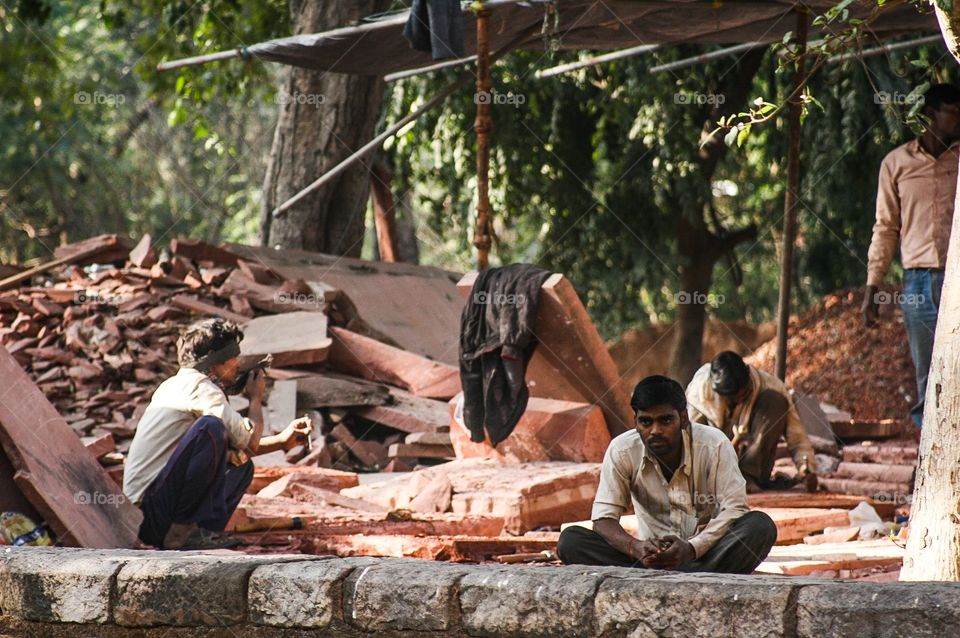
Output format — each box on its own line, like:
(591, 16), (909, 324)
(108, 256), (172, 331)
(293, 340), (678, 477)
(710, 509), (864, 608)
(775, 7), (809, 381)
(473, 6), (493, 270)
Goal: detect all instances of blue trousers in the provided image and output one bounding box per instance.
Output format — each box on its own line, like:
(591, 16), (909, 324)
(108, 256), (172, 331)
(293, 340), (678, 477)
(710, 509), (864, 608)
(901, 268), (945, 429)
(138, 416), (253, 548)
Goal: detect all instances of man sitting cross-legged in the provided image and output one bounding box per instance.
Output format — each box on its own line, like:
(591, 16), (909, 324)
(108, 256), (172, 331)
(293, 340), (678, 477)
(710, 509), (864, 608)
(123, 318), (313, 550)
(557, 375), (776, 574)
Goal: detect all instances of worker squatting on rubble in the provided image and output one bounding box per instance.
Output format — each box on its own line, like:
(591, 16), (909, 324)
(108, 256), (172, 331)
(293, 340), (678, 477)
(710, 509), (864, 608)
(557, 375), (777, 574)
(861, 83), (960, 430)
(122, 318), (313, 550)
(686, 351), (818, 494)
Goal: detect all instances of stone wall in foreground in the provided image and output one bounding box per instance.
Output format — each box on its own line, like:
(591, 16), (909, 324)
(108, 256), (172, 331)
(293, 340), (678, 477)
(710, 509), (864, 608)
(0, 547), (958, 637)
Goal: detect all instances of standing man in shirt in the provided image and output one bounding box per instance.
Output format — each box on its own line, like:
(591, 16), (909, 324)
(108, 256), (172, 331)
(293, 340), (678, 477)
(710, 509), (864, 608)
(124, 318), (313, 550)
(686, 351), (818, 494)
(557, 375), (776, 574)
(862, 83), (960, 428)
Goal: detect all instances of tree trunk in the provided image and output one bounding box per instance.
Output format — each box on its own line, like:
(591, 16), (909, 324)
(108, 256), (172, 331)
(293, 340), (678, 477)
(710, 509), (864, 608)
(670, 220), (716, 386)
(668, 48), (766, 384)
(260, 0), (391, 255)
(901, 4), (960, 582)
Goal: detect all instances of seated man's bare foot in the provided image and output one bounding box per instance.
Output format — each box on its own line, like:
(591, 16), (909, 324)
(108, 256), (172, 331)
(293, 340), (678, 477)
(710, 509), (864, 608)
(162, 522), (198, 549)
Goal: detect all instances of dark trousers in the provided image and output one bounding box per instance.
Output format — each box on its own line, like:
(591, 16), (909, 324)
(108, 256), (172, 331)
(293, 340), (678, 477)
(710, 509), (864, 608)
(556, 511), (777, 575)
(138, 416), (254, 548)
(901, 268), (944, 428)
(738, 390), (790, 485)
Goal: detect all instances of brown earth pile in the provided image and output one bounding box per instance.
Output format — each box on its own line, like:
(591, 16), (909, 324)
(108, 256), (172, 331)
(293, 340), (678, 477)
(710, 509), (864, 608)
(748, 287), (916, 423)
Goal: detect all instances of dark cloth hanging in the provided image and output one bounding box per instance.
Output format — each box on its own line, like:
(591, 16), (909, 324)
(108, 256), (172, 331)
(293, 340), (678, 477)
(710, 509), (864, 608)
(403, 0), (466, 60)
(459, 264), (552, 446)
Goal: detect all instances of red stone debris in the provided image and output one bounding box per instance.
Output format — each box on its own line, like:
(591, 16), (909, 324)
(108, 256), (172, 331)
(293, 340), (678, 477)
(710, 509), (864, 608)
(749, 286), (916, 427)
(0, 237), (917, 577)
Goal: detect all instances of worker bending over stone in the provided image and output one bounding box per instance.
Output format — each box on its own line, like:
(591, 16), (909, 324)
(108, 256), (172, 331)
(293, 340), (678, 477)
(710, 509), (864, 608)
(557, 375), (776, 574)
(123, 318), (312, 550)
(686, 351), (817, 493)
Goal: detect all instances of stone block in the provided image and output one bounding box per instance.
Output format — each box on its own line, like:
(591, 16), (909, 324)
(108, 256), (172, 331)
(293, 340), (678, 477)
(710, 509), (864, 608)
(798, 581), (960, 638)
(249, 557), (372, 628)
(595, 572), (799, 637)
(345, 559), (471, 631)
(0, 547), (149, 624)
(114, 552), (307, 626)
(460, 564), (603, 637)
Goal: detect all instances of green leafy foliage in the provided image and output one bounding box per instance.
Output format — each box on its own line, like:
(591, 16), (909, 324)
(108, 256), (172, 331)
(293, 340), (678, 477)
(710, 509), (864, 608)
(0, 0), (282, 262)
(386, 38), (951, 338)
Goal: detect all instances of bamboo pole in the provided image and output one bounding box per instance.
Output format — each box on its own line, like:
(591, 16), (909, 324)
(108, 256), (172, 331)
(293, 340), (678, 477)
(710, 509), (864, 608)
(271, 74), (472, 219)
(157, 48), (248, 72)
(828, 34), (942, 64)
(370, 164), (400, 262)
(385, 56), (478, 82)
(775, 9), (809, 381)
(270, 27), (535, 220)
(649, 42), (765, 74)
(535, 44), (660, 79)
(474, 7), (493, 270)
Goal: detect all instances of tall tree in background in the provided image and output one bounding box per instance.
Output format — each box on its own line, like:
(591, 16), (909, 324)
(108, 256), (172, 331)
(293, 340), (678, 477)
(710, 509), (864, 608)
(667, 49), (763, 385)
(902, 1), (960, 582)
(260, 0), (392, 255)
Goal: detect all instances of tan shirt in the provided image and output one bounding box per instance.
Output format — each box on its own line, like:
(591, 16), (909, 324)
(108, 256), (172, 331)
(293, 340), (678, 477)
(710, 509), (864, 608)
(867, 139), (959, 287)
(123, 367), (254, 504)
(686, 364), (816, 472)
(591, 424), (748, 558)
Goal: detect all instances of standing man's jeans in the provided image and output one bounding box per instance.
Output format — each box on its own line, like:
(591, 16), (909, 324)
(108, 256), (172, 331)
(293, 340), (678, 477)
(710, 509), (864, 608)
(900, 268), (945, 429)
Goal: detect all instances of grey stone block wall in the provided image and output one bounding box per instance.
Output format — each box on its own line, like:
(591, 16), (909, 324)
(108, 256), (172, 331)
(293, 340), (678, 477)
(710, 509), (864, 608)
(1, 546), (958, 637)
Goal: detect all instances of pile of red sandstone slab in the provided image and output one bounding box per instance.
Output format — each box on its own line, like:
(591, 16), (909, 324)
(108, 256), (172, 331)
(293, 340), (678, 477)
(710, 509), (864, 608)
(0, 234), (633, 557)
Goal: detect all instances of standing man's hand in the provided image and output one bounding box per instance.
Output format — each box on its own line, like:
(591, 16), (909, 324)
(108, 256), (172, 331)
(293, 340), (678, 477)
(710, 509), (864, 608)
(801, 471), (818, 493)
(641, 535), (695, 570)
(861, 285), (879, 327)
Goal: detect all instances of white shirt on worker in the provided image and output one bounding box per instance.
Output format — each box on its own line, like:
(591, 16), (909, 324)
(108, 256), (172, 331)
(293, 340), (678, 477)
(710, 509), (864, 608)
(122, 367), (254, 504)
(591, 423), (749, 558)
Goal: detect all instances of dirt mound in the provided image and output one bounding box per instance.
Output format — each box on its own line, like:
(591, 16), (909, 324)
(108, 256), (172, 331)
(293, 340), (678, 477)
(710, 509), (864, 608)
(748, 287), (916, 423)
(608, 318), (776, 389)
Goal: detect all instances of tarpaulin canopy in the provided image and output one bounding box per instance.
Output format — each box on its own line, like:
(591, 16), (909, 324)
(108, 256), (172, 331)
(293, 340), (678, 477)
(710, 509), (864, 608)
(163, 0), (938, 76)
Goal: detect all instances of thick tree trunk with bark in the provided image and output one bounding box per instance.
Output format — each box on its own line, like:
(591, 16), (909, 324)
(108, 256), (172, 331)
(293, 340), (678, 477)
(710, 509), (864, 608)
(667, 48), (765, 384)
(901, 4), (960, 582)
(671, 212), (719, 386)
(260, 0), (391, 255)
